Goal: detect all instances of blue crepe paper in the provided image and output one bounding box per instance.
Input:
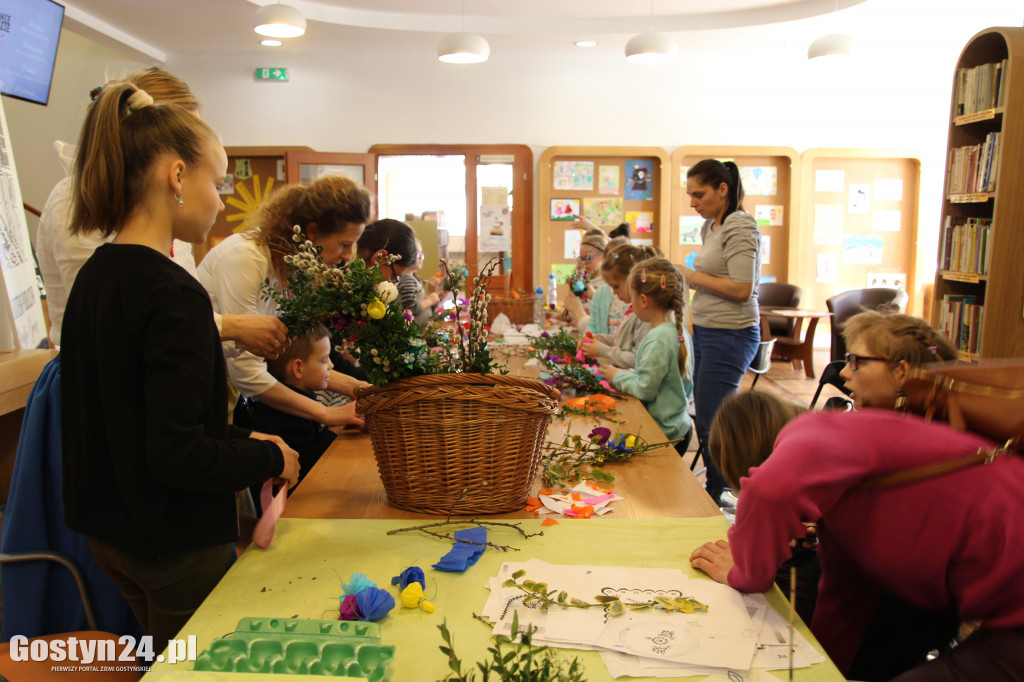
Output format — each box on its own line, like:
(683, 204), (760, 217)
(432, 527), (487, 572)
(391, 566), (425, 590)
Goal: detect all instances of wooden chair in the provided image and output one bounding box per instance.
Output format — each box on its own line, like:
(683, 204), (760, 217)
(0, 551), (141, 681)
(826, 288), (909, 362)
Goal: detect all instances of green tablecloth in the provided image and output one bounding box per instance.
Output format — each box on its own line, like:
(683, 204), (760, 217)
(144, 517), (844, 681)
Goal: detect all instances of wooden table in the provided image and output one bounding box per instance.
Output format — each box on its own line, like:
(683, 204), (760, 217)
(142, 517), (844, 682)
(285, 396), (719, 520)
(759, 309), (831, 379)
(285, 346), (720, 520)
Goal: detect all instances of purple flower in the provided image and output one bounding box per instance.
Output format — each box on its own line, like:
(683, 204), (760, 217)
(541, 332), (550, 339)
(338, 594), (361, 621)
(330, 313), (350, 331)
(402, 310), (413, 322)
(588, 427), (611, 444)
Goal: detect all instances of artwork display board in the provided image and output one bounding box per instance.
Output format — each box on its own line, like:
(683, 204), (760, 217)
(931, 27), (1024, 360)
(539, 147), (670, 301)
(195, 146), (313, 265)
(670, 147), (799, 286)
(798, 150), (921, 331)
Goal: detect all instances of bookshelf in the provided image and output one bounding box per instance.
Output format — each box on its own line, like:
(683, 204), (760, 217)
(932, 27), (1024, 361)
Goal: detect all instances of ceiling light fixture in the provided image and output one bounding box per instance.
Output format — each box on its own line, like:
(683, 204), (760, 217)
(253, 2), (306, 39)
(807, 1), (853, 60)
(625, 1), (677, 64)
(575, 40), (597, 48)
(261, 39), (283, 47)
(438, 1), (490, 63)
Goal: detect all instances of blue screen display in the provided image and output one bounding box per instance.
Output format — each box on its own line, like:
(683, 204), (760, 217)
(0, 0), (65, 106)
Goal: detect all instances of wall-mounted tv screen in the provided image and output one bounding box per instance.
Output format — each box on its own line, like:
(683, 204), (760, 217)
(0, 0), (65, 106)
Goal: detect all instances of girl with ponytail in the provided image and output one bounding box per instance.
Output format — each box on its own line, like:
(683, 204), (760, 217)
(681, 159), (763, 504)
(61, 81), (299, 648)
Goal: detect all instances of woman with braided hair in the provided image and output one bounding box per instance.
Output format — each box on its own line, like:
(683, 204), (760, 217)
(600, 256), (694, 454)
(839, 309), (957, 409)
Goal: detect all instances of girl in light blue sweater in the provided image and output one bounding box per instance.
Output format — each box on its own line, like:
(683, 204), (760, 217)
(601, 257), (694, 453)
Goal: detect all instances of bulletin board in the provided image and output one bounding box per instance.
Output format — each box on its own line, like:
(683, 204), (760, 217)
(670, 147), (799, 285)
(196, 146), (312, 265)
(797, 150), (921, 316)
(538, 146), (671, 301)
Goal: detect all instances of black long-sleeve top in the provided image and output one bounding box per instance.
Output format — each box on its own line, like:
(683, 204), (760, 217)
(61, 244), (283, 558)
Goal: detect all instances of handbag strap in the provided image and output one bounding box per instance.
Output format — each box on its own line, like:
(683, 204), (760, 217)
(909, 368), (1024, 399)
(854, 439), (1017, 492)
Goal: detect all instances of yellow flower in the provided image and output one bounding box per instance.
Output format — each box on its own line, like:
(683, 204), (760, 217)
(367, 299), (387, 319)
(400, 583), (435, 612)
(625, 435), (636, 449)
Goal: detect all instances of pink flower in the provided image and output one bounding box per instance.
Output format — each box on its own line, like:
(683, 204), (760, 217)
(599, 380), (612, 391)
(575, 349), (585, 363)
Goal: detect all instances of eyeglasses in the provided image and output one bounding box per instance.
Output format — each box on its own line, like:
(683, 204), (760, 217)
(578, 253), (601, 263)
(844, 352), (888, 371)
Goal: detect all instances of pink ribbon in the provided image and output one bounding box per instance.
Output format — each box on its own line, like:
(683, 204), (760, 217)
(252, 478), (288, 549)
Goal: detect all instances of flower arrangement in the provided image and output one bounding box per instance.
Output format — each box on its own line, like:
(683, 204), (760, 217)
(541, 426), (677, 487)
(566, 268), (591, 301)
(528, 329), (618, 396)
(262, 226), (504, 385)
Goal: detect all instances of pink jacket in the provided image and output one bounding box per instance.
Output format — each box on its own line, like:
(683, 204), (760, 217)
(727, 409), (1024, 672)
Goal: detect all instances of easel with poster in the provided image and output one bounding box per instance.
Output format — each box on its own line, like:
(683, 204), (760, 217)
(0, 97), (47, 351)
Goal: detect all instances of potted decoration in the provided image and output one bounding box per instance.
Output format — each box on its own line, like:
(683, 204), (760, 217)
(266, 227), (559, 514)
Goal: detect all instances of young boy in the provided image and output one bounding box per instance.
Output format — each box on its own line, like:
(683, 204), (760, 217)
(238, 325), (337, 490)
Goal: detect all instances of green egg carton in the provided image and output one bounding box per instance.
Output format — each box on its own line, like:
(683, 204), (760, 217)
(194, 617), (394, 679)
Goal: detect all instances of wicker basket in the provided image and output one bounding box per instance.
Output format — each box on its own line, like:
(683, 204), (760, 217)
(356, 373), (560, 514)
(486, 295), (537, 326)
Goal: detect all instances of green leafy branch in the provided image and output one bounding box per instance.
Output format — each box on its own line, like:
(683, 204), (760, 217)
(437, 613), (587, 682)
(502, 571), (709, 618)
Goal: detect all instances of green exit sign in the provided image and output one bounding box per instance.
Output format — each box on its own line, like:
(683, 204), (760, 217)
(255, 68), (289, 81)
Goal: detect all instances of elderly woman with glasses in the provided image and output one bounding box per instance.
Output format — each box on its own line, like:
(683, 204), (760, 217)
(198, 174), (372, 428)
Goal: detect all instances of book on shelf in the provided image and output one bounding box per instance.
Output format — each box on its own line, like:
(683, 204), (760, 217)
(944, 132), (1002, 194)
(939, 216), (992, 274)
(954, 59), (1008, 115)
(939, 294), (985, 353)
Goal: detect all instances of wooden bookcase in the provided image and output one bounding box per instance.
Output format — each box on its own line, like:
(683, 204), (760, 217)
(670, 147), (799, 283)
(538, 147), (671, 298)
(797, 150), (922, 317)
(931, 27), (1024, 360)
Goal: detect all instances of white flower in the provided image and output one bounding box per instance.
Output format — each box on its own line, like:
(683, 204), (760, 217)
(376, 281), (399, 304)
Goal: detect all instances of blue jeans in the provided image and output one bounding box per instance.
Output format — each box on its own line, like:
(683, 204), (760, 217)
(693, 324), (761, 502)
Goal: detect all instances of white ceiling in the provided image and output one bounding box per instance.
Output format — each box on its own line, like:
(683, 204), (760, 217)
(60, 0), (875, 61)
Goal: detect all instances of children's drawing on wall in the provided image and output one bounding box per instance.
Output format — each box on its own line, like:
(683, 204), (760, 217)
(550, 198), (580, 221)
(813, 204), (843, 246)
(630, 238), (654, 248)
(874, 178), (903, 201)
(848, 183), (870, 214)
(479, 205), (512, 251)
(563, 229), (583, 259)
(599, 165), (621, 195)
(817, 253), (839, 283)
(218, 173), (235, 195)
(626, 211), (654, 233)
(625, 160), (654, 200)
(867, 271), (906, 290)
(554, 161), (594, 191)
(760, 235), (771, 265)
(872, 209), (902, 231)
(843, 235), (883, 264)
(754, 205), (784, 227)
(679, 216), (703, 245)
(583, 197), (624, 227)
(814, 169), (845, 192)
(233, 158), (253, 180)
(739, 166), (777, 196)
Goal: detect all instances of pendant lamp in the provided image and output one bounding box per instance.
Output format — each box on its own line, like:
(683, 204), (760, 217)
(254, 3), (306, 39)
(625, 0), (677, 64)
(807, 0), (852, 60)
(438, 0), (489, 63)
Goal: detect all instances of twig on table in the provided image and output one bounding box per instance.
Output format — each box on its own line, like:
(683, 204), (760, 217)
(387, 519), (544, 553)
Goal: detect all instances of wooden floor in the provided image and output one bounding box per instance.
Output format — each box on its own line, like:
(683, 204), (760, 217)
(682, 348), (846, 485)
